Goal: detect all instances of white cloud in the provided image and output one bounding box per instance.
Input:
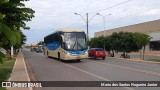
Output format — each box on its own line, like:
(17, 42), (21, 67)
(23, 0), (160, 44)
(142, 9), (160, 16)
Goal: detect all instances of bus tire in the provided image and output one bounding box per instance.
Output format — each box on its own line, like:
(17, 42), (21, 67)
(77, 59), (81, 62)
(47, 51), (49, 58)
(58, 53), (62, 61)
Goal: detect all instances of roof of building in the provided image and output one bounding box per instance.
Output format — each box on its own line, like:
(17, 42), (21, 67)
(95, 19), (160, 37)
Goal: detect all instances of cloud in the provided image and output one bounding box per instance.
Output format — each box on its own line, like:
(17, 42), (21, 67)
(23, 0), (160, 44)
(139, 9), (160, 16)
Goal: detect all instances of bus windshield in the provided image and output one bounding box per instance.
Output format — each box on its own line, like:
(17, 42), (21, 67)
(64, 32), (87, 50)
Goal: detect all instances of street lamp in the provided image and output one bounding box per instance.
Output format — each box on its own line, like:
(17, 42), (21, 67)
(96, 13), (111, 50)
(74, 13), (97, 41)
(74, 13), (89, 36)
(96, 13), (111, 36)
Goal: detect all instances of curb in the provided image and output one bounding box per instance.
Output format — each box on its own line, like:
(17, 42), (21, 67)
(128, 53), (160, 57)
(7, 52), (32, 90)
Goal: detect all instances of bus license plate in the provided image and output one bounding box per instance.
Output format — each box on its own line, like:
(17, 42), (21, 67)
(76, 56), (81, 59)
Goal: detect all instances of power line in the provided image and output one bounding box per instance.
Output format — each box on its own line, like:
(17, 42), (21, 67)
(68, 0), (133, 29)
(90, 0), (132, 14)
(92, 7), (160, 25)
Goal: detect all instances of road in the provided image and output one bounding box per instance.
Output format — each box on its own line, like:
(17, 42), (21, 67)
(22, 49), (160, 90)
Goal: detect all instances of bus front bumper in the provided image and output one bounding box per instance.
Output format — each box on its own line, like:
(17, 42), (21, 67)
(63, 54), (88, 60)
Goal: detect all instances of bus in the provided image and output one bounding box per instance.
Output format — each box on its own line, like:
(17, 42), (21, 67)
(44, 28), (88, 61)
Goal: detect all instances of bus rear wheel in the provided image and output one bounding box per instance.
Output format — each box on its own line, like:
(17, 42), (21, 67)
(47, 51), (49, 58)
(58, 53), (62, 62)
(77, 59), (81, 62)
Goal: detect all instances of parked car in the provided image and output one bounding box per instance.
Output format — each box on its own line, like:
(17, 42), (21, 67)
(36, 48), (43, 53)
(88, 48), (106, 60)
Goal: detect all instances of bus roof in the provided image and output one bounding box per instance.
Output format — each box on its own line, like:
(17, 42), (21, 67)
(57, 28), (84, 32)
(44, 28), (85, 38)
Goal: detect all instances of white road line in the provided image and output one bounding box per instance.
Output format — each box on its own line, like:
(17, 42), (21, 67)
(63, 63), (134, 90)
(22, 52), (33, 90)
(8, 52), (32, 90)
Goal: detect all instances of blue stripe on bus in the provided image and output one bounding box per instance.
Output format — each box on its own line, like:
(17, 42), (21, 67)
(45, 42), (61, 50)
(67, 50), (87, 55)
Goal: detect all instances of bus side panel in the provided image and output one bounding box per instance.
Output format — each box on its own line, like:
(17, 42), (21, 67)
(45, 47), (88, 60)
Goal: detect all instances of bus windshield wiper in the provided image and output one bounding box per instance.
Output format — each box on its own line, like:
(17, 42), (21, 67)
(71, 41), (76, 50)
(77, 41), (84, 50)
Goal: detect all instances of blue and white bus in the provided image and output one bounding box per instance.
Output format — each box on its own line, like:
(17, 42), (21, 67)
(44, 28), (88, 61)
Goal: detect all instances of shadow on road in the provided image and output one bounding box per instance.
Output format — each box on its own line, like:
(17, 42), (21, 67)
(47, 57), (82, 63)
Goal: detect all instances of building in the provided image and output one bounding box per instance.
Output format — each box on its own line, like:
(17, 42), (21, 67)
(94, 19), (160, 51)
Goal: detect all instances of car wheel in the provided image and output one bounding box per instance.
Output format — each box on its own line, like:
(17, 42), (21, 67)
(94, 56), (97, 59)
(103, 57), (105, 60)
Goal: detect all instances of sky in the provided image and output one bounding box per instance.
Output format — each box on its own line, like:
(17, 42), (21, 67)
(23, 0), (160, 45)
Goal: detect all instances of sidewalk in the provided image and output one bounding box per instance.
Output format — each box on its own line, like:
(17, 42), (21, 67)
(130, 51), (160, 56)
(108, 53), (160, 65)
(8, 51), (31, 90)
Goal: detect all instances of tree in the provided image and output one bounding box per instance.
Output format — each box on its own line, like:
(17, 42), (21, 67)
(89, 32), (151, 59)
(104, 36), (112, 52)
(0, 0), (35, 30)
(89, 37), (99, 48)
(37, 41), (44, 45)
(89, 36), (104, 48)
(14, 30), (26, 50)
(0, 0), (34, 46)
(133, 32), (151, 60)
(0, 6), (15, 63)
(0, 0), (35, 63)
(89, 36), (114, 56)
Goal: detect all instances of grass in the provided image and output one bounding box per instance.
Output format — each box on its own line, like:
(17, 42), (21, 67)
(0, 87), (6, 90)
(146, 59), (160, 62)
(0, 57), (15, 90)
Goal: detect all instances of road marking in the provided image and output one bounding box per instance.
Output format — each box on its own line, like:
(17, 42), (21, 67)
(91, 60), (160, 76)
(22, 53), (33, 90)
(8, 52), (32, 90)
(63, 63), (134, 90)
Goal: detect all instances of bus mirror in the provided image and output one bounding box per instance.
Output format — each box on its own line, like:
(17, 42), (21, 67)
(61, 35), (64, 42)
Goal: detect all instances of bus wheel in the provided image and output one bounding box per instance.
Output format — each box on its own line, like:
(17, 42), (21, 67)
(77, 59), (81, 62)
(47, 51), (49, 58)
(58, 53), (62, 61)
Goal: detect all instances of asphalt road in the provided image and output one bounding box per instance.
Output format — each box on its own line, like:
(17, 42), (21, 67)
(22, 49), (160, 90)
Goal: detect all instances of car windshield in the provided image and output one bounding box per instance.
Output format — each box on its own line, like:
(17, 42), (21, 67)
(64, 32), (87, 50)
(95, 48), (104, 51)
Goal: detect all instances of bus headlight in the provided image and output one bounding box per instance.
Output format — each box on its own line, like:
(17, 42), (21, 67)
(67, 52), (72, 55)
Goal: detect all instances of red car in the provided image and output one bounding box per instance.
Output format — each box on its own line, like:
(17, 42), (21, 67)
(88, 48), (106, 60)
